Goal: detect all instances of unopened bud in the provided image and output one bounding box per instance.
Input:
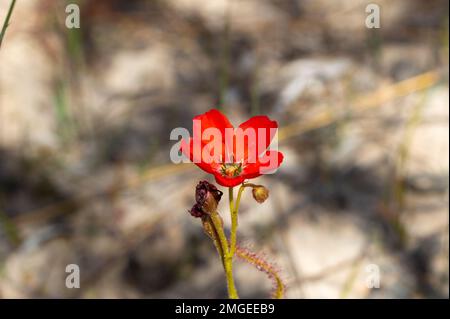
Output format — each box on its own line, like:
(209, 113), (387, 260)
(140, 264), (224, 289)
(252, 185), (269, 203)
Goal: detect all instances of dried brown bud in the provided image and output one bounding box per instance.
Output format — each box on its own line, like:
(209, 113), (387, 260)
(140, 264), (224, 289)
(194, 180), (223, 215)
(252, 185), (269, 203)
(189, 203), (204, 218)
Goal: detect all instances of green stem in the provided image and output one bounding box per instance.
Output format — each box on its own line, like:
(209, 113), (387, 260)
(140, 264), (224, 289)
(229, 185), (246, 256)
(215, 183), (259, 298)
(229, 183), (257, 255)
(228, 187), (234, 212)
(228, 187), (235, 253)
(210, 211), (238, 299)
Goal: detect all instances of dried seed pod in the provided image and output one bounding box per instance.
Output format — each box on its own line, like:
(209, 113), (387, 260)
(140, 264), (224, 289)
(195, 180), (223, 214)
(189, 203), (204, 218)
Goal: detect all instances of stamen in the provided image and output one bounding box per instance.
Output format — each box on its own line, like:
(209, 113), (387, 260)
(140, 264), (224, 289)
(220, 163), (242, 177)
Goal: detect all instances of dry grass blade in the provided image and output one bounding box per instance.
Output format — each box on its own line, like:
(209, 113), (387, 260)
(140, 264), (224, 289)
(278, 70), (440, 141)
(0, 0), (17, 49)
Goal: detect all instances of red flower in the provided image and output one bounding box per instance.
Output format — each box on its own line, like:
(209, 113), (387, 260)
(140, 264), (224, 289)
(181, 109), (284, 187)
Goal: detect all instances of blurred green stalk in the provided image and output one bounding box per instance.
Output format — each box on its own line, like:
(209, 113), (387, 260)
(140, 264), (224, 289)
(250, 66), (260, 116)
(218, 3), (231, 110)
(65, 0), (84, 66)
(54, 81), (76, 145)
(0, 199), (21, 247)
(0, 0), (17, 49)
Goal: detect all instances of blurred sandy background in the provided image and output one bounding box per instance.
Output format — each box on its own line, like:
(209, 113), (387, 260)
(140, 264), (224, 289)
(0, 0), (448, 298)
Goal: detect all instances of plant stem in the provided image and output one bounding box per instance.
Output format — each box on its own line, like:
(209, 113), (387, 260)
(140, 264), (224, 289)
(210, 211), (238, 299)
(229, 185), (246, 256)
(0, 0), (17, 49)
(214, 183), (259, 298)
(228, 187), (234, 211)
(223, 183), (256, 297)
(228, 187), (235, 253)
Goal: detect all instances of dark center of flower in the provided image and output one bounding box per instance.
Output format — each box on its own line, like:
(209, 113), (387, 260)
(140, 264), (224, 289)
(220, 163), (242, 178)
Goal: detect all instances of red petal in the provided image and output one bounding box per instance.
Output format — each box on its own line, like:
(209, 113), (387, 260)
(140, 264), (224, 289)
(193, 109), (233, 144)
(181, 138), (219, 174)
(193, 109), (234, 162)
(234, 116), (278, 162)
(241, 151), (284, 179)
(214, 173), (246, 187)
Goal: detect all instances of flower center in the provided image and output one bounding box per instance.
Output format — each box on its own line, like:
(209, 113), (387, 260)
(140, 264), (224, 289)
(220, 163), (242, 178)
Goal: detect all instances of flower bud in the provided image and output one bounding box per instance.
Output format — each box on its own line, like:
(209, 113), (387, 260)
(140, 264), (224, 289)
(195, 180), (223, 214)
(252, 185), (269, 203)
